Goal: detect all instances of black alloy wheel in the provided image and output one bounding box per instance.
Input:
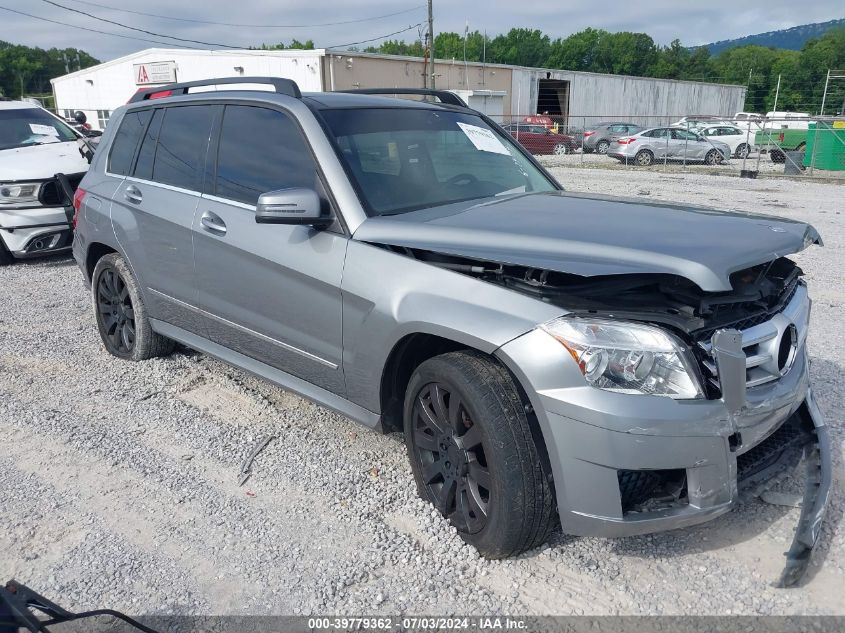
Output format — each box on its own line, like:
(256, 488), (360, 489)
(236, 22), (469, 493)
(411, 382), (491, 534)
(96, 266), (136, 354)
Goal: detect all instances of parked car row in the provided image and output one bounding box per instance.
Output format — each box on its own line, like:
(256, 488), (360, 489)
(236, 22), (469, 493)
(607, 127), (731, 166)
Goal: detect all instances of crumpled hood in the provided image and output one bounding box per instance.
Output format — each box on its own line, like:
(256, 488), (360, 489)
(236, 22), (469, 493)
(352, 191), (822, 292)
(0, 141), (89, 181)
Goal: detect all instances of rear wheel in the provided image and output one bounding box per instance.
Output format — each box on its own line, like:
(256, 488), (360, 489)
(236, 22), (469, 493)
(92, 253), (176, 361)
(595, 139), (610, 154)
(553, 143), (568, 155)
(634, 149), (654, 166)
(404, 351), (556, 558)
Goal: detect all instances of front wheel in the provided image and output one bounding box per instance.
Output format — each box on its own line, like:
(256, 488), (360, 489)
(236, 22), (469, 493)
(552, 143), (568, 155)
(704, 149), (723, 165)
(735, 143), (750, 158)
(92, 253), (176, 360)
(404, 351), (556, 559)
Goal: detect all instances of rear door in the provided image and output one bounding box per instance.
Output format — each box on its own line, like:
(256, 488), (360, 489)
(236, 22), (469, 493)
(191, 103), (347, 394)
(110, 104), (215, 331)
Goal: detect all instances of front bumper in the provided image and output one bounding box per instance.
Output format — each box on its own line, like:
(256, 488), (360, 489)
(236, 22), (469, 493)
(496, 324), (829, 542)
(0, 206), (72, 257)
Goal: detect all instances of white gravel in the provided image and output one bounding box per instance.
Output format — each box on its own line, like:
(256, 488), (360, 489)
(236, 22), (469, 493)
(1, 167), (843, 616)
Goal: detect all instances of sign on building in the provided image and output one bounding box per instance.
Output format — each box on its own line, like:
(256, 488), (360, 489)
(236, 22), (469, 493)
(133, 61), (177, 85)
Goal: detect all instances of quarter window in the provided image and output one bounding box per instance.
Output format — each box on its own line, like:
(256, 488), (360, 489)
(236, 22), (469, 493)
(108, 109), (152, 176)
(152, 106), (214, 191)
(214, 105), (318, 206)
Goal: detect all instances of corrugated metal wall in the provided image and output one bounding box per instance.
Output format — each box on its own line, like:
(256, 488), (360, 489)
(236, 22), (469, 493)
(512, 69), (747, 126)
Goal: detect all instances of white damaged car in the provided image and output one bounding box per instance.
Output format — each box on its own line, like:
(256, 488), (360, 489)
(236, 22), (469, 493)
(0, 100), (90, 265)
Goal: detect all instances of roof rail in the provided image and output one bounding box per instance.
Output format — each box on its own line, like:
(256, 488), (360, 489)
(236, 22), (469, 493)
(128, 77), (301, 103)
(337, 88), (468, 108)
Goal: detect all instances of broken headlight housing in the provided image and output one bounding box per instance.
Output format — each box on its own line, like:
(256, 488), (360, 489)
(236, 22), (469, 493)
(541, 316), (704, 399)
(0, 182), (40, 206)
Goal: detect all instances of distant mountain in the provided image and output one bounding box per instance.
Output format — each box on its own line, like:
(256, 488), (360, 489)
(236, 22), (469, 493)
(700, 18), (845, 55)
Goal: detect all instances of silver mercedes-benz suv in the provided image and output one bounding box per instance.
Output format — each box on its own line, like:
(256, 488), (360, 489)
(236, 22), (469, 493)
(72, 78), (830, 586)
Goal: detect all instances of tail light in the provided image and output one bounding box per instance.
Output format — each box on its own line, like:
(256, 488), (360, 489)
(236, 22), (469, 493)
(583, 131), (595, 137)
(616, 137), (636, 144)
(72, 187), (87, 229)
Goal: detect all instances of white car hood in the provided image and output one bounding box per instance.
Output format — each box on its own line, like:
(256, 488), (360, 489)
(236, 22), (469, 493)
(0, 141), (90, 181)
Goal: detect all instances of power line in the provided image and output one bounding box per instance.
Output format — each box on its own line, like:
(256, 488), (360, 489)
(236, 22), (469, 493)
(39, 0), (243, 48)
(60, 0), (426, 29)
(326, 22), (424, 50)
(0, 5), (201, 48)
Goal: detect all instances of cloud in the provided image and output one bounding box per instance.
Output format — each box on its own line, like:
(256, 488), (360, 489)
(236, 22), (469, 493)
(1, 0), (842, 62)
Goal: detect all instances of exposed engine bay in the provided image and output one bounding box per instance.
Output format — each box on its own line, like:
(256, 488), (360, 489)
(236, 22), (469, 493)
(380, 244), (802, 342)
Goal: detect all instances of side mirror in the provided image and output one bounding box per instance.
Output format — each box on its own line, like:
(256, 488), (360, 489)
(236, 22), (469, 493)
(255, 188), (331, 227)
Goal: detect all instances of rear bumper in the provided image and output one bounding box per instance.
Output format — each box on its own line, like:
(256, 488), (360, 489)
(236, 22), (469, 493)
(0, 206), (72, 257)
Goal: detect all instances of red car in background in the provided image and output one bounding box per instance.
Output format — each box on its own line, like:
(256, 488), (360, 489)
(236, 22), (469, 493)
(504, 123), (577, 155)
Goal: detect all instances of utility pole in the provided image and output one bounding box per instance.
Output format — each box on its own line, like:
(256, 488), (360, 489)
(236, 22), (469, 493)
(427, 0), (435, 89)
(772, 74), (781, 112)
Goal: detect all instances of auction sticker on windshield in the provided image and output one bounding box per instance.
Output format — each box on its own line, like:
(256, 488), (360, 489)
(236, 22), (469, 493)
(457, 122), (510, 155)
(29, 124), (59, 136)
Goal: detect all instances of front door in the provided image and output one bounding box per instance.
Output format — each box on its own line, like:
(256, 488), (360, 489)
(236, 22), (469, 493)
(192, 104), (347, 395)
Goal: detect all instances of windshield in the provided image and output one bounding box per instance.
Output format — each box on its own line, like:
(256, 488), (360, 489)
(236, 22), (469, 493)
(0, 108), (77, 151)
(321, 108), (557, 216)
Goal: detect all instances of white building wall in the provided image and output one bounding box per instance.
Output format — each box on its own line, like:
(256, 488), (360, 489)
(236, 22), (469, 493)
(51, 49), (325, 130)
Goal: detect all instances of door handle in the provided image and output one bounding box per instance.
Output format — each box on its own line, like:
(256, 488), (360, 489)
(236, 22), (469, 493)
(201, 210), (227, 236)
(124, 184), (142, 204)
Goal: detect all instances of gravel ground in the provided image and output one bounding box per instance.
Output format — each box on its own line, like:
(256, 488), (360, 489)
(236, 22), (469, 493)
(1, 167), (843, 616)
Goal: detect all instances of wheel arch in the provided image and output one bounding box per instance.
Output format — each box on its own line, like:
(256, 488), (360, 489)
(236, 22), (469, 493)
(84, 241), (118, 281)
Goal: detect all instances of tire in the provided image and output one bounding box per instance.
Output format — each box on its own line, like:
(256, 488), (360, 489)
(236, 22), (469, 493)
(595, 139), (610, 154)
(634, 149), (654, 166)
(771, 149), (785, 164)
(704, 149), (723, 165)
(796, 142), (806, 152)
(92, 252), (175, 361)
(0, 238), (13, 266)
(735, 143), (750, 159)
(552, 143), (568, 156)
(404, 350), (556, 559)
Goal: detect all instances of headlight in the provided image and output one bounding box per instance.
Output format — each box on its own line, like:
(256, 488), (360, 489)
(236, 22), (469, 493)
(541, 316), (704, 399)
(0, 182), (40, 206)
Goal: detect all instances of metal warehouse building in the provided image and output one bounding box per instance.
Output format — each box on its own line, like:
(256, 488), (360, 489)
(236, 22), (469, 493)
(51, 48), (747, 130)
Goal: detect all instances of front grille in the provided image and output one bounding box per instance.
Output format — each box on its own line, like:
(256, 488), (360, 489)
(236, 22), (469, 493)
(697, 283), (808, 391)
(737, 414), (807, 483)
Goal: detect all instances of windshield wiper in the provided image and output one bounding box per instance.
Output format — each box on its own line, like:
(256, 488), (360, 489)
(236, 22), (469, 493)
(0, 580), (159, 633)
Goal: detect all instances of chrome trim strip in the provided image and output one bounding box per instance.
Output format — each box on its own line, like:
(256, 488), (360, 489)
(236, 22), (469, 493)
(125, 176), (200, 197)
(147, 287), (338, 369)
(201, 193), (255, 211)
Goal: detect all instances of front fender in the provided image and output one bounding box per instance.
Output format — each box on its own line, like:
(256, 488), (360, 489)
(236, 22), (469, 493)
(341, 239), (563, 412)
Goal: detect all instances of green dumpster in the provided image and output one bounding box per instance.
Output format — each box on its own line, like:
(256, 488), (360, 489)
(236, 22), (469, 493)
(803, 121), (845, 171)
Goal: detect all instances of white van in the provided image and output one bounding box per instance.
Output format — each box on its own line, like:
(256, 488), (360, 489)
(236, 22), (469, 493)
(0, 101), (90, 265)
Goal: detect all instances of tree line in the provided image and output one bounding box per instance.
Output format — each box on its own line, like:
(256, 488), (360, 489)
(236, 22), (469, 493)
(367, 27), (845, 115)
(3, 26), (844, 115)
(0, 40), (99, 101)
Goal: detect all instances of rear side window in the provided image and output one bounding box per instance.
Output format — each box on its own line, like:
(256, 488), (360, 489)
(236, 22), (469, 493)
(108, 109), (152, 176)
(214, 105), (317, 205)
(133, 109), (163, 181)
(152, 106), (214, 191)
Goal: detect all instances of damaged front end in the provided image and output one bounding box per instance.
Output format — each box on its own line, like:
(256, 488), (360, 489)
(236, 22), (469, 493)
(381, 245), (831, 586)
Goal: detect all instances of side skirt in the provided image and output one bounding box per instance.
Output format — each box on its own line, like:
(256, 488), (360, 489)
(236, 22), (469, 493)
(150, 319), (383, 431)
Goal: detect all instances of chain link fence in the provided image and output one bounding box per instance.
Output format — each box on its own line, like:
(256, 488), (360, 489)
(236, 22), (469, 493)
(490, 114), (845, 179)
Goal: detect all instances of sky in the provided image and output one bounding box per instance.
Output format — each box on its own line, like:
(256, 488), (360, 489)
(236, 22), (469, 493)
(0, 0), (843, 62)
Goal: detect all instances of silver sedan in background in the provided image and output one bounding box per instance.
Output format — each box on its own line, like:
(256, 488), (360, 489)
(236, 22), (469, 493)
(608, 126), (731, 166)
